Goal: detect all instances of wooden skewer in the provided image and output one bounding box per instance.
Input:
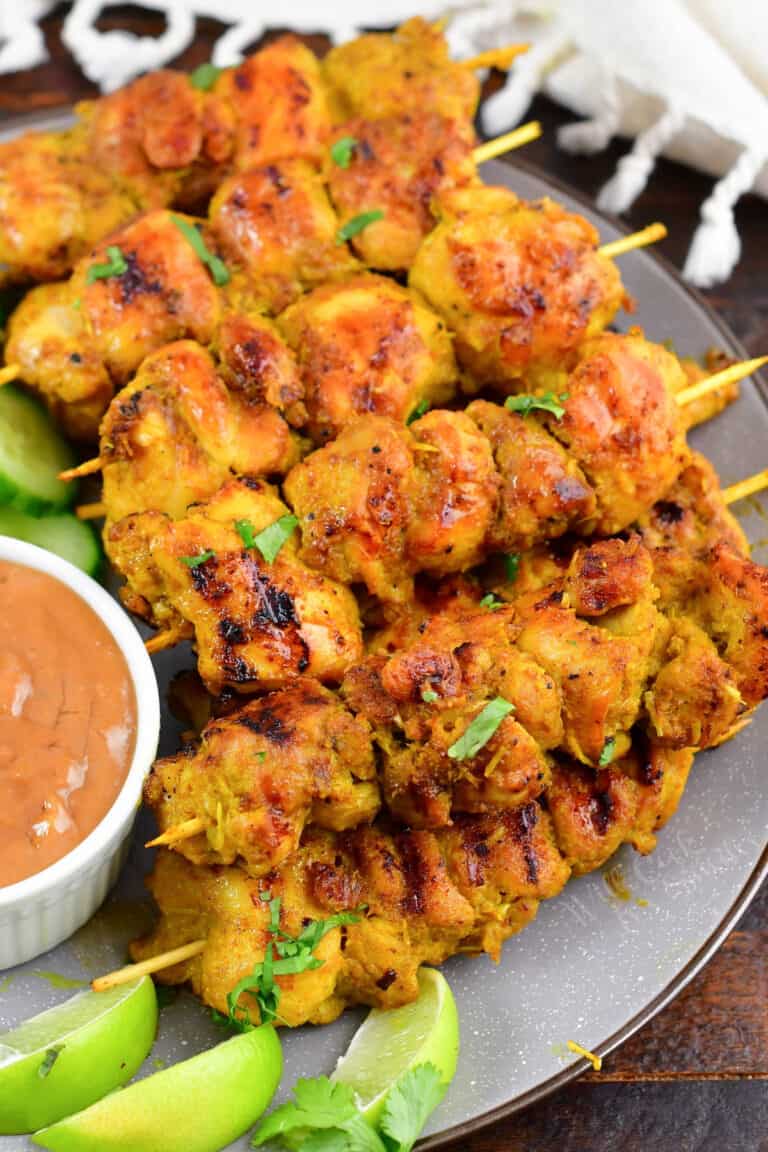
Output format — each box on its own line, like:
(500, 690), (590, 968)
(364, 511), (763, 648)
(0, 364), (19, 387)
(60, 457), (104, 482)
(723, 469), (768, 505)
(598, 223), (667, 260)
(675, 356), (768, 409)
(473, 120), (542, 165)
(145, 626), (191, 655)
(145, 816), (206, 849)
(75, 500), (107, 520)
(92, 940), (207, 992)
(461, 44), (529, 72)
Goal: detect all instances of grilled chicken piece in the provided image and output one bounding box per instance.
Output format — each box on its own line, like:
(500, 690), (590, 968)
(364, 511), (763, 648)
(132, 803), (570, 1024)
(100, 328), (303, 525)
(466, 399), (596, 551)
(6, 210), (227, 440)
(410, 186), (627, 387)
(552, 332), (690, 535)
(285, 411), (498, 604)
(0, 130), (136, 284)
(209, 160), (358, 313)
(547, 741), (693, 874)
(107, 478), (362, 694)
(323, 17), (480, 123)
(326, 113), (476, 271)
(145, 680), (379, 876)
(277, 274), (457, 442)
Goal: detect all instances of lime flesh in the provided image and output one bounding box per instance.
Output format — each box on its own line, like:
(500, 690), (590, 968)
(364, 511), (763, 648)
(0, 976), (157, 1134)
(331, 967), (459, 1126)
(33, 1025), (283, 1152)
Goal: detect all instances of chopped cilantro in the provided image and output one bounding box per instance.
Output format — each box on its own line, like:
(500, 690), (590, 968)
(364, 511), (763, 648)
(228, 897), (362, 1028)
(86, 245), (127, 285)
(330, 136), (358, 168)
(236, 514), (299, 563)
(253, 1062), (446, 1151)
(71, 297), (82, 311)
(504, 553), (520, 582)
(256, 751), (267, 762)
(38, 1046), (63, 1079)
(598, 736), (616, 766)
(447, 697), (515, 760)
(170, 214), (230, 285)
(180, 549), (215, 568)
(336, 210), (385, 245)
(505, 391), (569, 420)
(421, 688), (438, 703)
(479, 593), (504, 611)
(406, 399), (430, 426)
(189, 61), (222, 90)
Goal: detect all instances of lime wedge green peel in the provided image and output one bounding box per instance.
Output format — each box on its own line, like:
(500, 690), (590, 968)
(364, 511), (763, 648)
(33, 1025), (282, 1152)
(332, 967), (459, 1125)
(0, 977), (157, 1135)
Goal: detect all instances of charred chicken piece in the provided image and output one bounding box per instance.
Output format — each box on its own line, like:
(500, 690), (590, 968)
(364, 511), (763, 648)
(145, 679), (379, 876)
(107, 478), (362, 694)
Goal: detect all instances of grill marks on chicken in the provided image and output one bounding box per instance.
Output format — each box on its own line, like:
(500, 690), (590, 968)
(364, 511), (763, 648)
(107, 478), (363, 694)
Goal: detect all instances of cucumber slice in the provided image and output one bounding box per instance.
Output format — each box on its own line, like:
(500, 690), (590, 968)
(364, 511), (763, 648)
(0, 385), (76, 513)
(0, 508), (102, 577)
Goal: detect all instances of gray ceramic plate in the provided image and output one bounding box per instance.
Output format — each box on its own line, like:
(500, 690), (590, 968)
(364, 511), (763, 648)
(1, 155), (767, 1152)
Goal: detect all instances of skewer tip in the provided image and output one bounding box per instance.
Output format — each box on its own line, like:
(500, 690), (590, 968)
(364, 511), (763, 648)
(598, 222), (667, 260)
(145, 816), (206, 848)
(676, 355), (768, 409)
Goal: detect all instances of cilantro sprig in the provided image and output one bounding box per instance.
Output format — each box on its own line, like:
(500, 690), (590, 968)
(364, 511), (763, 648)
(235, 514), (298, 563)
(170, 214), (230, 285)
(479, 593), (504, 611)
(505, 391), (569, 420)
(447, 697), (515, 760)
(421, 688), (438, 704)
(180, 549), (216, 569)
(406, 399), (430, 426)
(189, 61), (222, 90)
(598, 736), (616, 766)
(228, 894), (362, 1028)
(86, 245), (127, 284)
(336, 210), (385, 245)
(252, 1062), (447, 1152)
(331, 136), (358, 168)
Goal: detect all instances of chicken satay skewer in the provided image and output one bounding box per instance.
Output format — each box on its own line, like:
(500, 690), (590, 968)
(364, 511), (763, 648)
(93, 940), (207, 993)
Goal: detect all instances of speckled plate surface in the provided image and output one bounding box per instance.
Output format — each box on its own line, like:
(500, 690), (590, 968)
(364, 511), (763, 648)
(1, 156), (768, 1152)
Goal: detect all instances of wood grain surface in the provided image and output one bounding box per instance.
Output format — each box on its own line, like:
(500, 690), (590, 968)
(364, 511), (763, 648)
(1, 7), (766, 1149)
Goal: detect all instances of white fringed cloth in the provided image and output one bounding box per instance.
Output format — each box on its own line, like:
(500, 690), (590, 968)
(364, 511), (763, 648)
(2, 0), (767, 288)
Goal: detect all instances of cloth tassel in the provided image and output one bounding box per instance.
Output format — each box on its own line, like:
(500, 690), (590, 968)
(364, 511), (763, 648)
(62, 0), (194, 91)
(558, 71), (620, 155)
(596, 104), (686, 215)
(684, 147), (767, 289)
(481, 30), (571, 137)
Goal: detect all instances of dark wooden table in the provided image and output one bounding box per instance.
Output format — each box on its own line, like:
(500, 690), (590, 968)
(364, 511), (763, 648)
(2, 7), (766, 1150)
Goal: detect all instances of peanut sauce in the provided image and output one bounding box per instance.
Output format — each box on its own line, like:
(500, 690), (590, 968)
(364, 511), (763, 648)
(0, 560), (136, 887)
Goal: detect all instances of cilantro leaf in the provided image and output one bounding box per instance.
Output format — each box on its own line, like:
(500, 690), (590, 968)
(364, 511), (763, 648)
(421, 688), (438, 703)
(253, 1077), (359, 1144)
(504, 553), (520, 582)
(37, 1045), (64, 1079)
(235, 515), (298, 563)
(405, 399), (430, 426)
(598, 736), (616, 766)
(86, 245), (127, 284)
(479, 593), (503, 611)
(180, 549), (215, 568)
(447, 697), (515, 760)
(170, 214), (230, 285)
(336, 210), (385, 245)
(504, 391), (569, 420)
(379, 1064), (447, 1152)
(189, 61), (222, 90)
(331, 136), (358, 168)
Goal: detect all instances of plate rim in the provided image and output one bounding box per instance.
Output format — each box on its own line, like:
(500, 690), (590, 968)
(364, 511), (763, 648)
(418, 155), (768, 1149)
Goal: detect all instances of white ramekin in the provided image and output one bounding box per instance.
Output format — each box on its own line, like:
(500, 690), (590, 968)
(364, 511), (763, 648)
(0, 536), (160, 969)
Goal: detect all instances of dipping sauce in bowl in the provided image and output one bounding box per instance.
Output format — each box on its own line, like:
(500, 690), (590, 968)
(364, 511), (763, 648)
(0, 559), (137, 887)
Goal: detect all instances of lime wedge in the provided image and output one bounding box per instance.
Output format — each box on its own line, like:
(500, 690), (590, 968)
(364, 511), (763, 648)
(32, 1025), (282, 1152)
(0, 976), (157, 1134)
(331, 967), (459, 1125)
